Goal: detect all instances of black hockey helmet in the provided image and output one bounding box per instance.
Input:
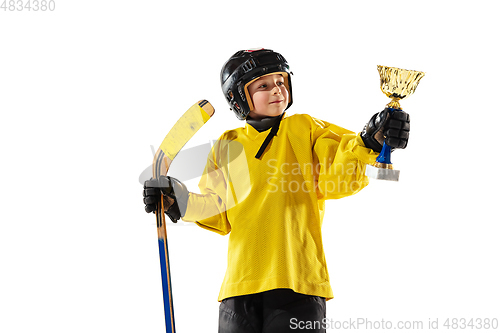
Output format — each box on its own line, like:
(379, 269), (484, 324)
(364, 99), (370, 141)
(220, 49), (293, 120)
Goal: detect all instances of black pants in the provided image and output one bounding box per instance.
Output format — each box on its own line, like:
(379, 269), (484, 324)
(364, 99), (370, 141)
(219, 289), (326, 333)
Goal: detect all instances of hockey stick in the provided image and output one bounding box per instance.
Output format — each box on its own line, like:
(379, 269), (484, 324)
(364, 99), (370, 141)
(152, 100), (215, 333)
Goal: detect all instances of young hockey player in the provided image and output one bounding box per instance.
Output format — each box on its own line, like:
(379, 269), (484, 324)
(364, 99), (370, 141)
(143, 49), (410, 333)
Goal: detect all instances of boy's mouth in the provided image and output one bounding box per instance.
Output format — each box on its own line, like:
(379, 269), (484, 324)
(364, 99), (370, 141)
(270, 100), (284, 104)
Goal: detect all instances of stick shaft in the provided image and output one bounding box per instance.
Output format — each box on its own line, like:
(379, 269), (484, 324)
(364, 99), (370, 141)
(153, 153), (176, 333)
(151, 100), (214, 333)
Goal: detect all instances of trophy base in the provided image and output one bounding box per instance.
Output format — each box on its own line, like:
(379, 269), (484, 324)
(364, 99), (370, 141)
(365, 163), (400, 182)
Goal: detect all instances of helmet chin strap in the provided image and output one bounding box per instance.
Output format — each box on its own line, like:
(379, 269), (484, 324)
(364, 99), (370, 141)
(251, 112), (285, 159)
(246, 114), (281, 132)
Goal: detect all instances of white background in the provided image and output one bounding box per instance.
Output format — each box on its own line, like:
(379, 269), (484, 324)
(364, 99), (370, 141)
(1, 1), (499, 332)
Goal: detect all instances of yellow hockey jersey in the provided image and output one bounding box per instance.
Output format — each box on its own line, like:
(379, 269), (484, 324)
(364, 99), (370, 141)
(182, 113), (379, 301)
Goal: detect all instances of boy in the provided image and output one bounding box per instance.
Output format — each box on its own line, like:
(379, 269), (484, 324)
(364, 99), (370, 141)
(143, 49), (410, 333)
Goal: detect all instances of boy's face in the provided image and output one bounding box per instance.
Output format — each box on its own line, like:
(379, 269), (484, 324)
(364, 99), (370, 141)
(246, 73), (289, 120)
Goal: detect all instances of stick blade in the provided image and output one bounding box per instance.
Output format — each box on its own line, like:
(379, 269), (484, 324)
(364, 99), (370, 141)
(152, 100), (214, 178)
(159, 100), (214, 164)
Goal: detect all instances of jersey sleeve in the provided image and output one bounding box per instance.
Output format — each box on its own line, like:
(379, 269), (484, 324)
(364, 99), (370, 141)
(310, 116), (379, 200)
(182, 136), (232, 236)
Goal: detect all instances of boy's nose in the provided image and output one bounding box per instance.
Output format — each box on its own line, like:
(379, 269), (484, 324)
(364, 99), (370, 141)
(272, 85), (281, 94)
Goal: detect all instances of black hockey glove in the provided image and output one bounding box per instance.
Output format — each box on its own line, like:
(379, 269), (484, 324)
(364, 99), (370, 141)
(361, 108), (410, 153)
(143, 176), (189, 223)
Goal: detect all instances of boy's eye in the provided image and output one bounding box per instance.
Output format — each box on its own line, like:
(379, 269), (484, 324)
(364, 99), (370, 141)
(259, 81), (284, 88)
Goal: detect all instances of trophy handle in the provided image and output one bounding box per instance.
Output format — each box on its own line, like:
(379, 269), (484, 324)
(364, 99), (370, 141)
(374, 107), (400, 166)
(376, 141), (393, 164)
(366, 107), (401, 181)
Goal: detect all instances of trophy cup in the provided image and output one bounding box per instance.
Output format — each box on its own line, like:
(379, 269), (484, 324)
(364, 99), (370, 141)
(365, 65), (425, 181)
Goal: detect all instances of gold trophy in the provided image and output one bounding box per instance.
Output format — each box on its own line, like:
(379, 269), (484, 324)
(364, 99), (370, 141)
(365, 65), (425, 181)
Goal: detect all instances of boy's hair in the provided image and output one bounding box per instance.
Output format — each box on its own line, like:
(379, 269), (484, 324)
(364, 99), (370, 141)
(220, 49), (293, 120)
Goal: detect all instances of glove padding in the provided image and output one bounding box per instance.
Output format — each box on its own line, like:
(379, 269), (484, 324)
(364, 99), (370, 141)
(143, 176), (189, 223)
(361, 108), (410, 152)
